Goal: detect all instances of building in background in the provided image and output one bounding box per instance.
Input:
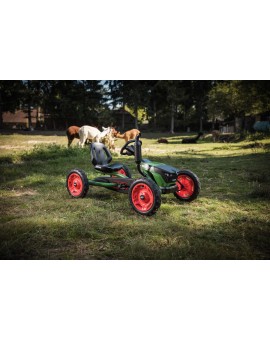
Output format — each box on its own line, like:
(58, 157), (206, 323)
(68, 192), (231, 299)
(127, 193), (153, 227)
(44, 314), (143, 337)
(3, 108), (44, 129)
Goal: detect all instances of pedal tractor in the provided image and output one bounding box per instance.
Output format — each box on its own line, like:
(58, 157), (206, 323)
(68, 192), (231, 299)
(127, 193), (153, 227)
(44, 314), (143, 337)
(66, 134), (201, 216)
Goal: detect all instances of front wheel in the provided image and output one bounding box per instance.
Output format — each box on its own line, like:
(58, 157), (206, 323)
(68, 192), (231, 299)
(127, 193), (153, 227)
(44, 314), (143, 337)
(174, 170), (200, 202)
(66, 169), (89, 198)
(129, 179), (161, 216)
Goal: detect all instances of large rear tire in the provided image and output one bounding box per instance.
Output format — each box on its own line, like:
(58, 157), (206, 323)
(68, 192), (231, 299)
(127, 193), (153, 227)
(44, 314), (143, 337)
(66, 169), (89, 198)
(110, 164), (132, 192)
(174, 170), (200, 202)
(115, 164), (132, 178)
(129, 179), (161, 216)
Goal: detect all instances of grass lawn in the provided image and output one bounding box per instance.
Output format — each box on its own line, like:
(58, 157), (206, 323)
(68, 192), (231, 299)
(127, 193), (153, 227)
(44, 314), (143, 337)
(0, 131), (270, 259)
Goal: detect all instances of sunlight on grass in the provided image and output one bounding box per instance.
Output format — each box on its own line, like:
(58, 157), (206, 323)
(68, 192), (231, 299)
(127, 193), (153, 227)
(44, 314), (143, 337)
(1, 132), (270, 259)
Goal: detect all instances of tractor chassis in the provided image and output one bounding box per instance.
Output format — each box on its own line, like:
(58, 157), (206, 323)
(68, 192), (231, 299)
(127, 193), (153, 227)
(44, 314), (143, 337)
(90, 176), (134, 188)
(89, 175), (178, 195)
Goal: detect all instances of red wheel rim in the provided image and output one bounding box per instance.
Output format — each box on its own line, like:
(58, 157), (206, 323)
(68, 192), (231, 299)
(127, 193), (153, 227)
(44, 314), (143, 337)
(68, 173), (83, 197)
(112, 168), (127, 178)
(117, 169), (126, 176)
(175, 175), (194, 198)
(131, 183), (154, 212)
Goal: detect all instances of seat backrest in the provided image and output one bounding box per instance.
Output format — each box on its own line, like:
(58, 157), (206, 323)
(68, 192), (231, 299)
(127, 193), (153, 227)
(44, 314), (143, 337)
(90, 142), (112, 166)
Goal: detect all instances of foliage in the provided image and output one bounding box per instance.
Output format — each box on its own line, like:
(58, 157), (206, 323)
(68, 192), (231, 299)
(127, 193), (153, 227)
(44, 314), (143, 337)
(0, 80), (24, 128)
(1, 80), (270, 132)
(207, 81), (270, 127)
(124, 104), (147, 122)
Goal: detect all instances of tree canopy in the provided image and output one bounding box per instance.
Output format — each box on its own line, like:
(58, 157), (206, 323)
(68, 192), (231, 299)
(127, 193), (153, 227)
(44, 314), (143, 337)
(0, 80), (269, 131)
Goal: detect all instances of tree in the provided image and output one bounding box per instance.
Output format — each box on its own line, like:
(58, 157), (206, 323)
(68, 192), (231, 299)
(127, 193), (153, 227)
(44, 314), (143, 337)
(151, 81), (192, 133)
(0, 81), (23, 129)
(191, 81), (213, 131)
(77, 80), (104, 122)
(128, 81), (161, 129)
(105, 80), (151, 129)
(207, 81), (270, 132)
(39, 80), (104, 129)
(207, 81), (233, 129)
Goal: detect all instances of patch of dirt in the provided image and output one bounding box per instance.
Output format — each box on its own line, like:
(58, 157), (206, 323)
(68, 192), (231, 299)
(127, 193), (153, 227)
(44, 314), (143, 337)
(27, 140), (57, 144)
(10, 189), (38, 197)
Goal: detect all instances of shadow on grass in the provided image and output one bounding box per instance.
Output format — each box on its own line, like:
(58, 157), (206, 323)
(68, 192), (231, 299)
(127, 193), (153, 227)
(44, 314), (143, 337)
(0, 214), (269, 260)
(119, 221), (270, 260)
(0, 156), (14, 164)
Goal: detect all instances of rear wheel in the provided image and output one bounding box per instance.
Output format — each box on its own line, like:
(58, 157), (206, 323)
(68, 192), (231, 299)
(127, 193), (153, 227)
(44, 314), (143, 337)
(129, 179), (161, 216)
(66, 169), (89, 198)
(116, 164), (132, 178)
(111, 164), (132, 192)
(174, 170), (200, 202)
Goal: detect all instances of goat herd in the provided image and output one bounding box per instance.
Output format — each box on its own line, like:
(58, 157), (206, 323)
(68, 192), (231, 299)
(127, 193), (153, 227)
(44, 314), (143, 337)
(66, 126), (227, 150)
(66, 125), (140, 150)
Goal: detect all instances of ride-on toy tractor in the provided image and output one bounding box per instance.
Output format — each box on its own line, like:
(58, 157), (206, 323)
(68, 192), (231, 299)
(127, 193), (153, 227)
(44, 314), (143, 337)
(66, 134), (200, 216)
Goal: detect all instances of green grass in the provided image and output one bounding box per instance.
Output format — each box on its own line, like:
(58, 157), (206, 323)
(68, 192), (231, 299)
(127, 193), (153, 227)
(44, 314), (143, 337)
(0, 131), (270, 259)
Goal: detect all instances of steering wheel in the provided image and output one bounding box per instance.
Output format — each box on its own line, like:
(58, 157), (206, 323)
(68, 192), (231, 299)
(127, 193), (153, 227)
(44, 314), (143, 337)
(120, 139), (136, 156)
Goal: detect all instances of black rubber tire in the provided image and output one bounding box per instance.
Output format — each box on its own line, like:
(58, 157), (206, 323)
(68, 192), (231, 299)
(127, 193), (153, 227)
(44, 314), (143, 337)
(174, 170), (200, 202)
(66, 169), (89, 198)
(129, 178), (161, 216)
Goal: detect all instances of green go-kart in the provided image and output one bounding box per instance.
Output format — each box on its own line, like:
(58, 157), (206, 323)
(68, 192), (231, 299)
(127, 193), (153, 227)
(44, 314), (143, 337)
(66, 134), (200, 216)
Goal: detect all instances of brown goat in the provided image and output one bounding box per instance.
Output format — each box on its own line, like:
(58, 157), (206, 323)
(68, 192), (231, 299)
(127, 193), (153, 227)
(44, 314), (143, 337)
(114, 129), (140, 142)
(66, 126), (80, 147)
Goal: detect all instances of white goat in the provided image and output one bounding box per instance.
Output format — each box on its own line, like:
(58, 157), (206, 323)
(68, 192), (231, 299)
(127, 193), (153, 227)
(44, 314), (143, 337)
(78, 126), (111, 147)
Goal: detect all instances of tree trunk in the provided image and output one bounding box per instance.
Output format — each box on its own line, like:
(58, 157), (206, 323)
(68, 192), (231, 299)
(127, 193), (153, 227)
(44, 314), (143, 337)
(170, 104), (175, 134)
(36, 106), (42, 128)
(0, 113), (3, 129)
(122, 103), (125, 129)
(234, 115), (241, 133)
(83, 80), (86, 120)
(196, 99), (203, 132)
(241, 111), (246, 131)
(212, 114), (215, 130)
(153, 100), (157, 129)
(0, 91), (3, 129)
(27, 102), (32, 128)
(200, 116), (203, 132)
(122, 112), (125, 129)
(134, 104), (138, 129)
(27, 81), (32, 129)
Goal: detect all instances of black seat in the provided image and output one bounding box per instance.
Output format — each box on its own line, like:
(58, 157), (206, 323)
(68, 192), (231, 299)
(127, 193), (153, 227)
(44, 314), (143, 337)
(90, 143), (124, 173)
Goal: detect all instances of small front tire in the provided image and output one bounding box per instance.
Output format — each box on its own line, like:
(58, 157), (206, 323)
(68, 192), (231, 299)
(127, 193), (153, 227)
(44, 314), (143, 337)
(174, 170), (200, 202)
(66, 169), (89, 198)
